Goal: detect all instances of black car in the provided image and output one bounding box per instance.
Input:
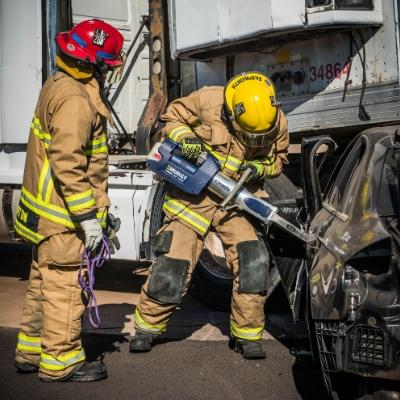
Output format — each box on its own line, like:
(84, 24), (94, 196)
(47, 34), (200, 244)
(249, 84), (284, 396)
(190, 126), (400, 399)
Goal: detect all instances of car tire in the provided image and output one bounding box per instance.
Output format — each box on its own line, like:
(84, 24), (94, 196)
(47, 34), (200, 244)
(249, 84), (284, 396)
(190, 173), (300, 311)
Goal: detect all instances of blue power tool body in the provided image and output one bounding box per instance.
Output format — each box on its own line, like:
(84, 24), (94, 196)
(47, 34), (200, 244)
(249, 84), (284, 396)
(147, 139), (220, 195)
(147, 139), (310, 243)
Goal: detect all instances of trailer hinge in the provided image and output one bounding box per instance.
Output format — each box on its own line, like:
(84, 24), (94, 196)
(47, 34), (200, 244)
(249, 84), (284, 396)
(2, 186), (15, 240)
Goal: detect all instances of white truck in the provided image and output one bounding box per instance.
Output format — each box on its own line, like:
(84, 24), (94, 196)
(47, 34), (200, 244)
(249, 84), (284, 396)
(1, 0), (400, 398)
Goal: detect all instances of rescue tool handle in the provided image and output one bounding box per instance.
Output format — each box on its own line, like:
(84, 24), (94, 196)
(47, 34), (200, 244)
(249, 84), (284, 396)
(221, 168), (251, 208)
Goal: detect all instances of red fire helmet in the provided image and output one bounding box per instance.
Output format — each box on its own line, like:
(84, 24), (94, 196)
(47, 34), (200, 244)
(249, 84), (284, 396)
(56, 19), (124, 68)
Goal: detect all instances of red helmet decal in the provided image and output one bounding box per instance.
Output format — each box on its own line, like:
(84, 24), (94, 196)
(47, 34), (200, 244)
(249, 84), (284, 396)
(92, 28), (109, 47)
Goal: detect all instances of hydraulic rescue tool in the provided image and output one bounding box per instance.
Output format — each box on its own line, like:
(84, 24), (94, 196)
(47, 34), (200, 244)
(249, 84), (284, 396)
(147, 139), (311, 243)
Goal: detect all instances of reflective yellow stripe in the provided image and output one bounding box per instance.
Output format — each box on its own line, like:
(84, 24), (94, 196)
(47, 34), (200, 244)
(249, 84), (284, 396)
(38, 157), (54, 203)
(85, 134), (108, 155)
(40, 349), (85, 372)
(31, 115), (51, 149)
(17, 332), (42, 353)
(20, 187), (78, 229)
(96, 209), (108, 228)
(134, 308), (167, 334)
(65, 189), (96, 213)
(203, 144), (242, 173)
(14, 219), (44, 244)
(262, 156), (276, 177)
(230, 320), (264, 341)
(21, 186), (105, 231)
(224, 155), (242, 172)
(85, 145), (108, 155)
(167, 125), (193, 142)
(163, 195), (211, 234)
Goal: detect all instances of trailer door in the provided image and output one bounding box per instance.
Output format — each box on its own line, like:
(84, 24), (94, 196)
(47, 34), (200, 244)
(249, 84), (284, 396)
(71, 0), (149, 137)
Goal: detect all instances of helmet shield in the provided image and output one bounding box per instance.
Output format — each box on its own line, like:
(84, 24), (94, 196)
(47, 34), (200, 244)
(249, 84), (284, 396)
(233, 110), (282, 148)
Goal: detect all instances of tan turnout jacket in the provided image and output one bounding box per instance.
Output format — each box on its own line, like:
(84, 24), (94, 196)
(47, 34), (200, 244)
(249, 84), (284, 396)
(161, 86), (289, 236)
(15, 71), (111, 244)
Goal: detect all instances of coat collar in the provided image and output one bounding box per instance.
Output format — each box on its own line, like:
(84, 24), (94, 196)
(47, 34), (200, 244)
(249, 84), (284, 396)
(84, 77), (113, 124)
(53, 71), (113, 124)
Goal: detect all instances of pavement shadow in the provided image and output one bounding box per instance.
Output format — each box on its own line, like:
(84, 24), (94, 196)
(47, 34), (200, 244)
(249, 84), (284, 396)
(82, 331), (127, 362)
(264, 287), (326, 399)
(0, 244), (32, 280)
(82, 303), (132, 362)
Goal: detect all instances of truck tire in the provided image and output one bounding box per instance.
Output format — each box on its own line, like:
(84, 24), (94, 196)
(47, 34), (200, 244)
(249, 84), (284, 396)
(190, 173), (301, 312)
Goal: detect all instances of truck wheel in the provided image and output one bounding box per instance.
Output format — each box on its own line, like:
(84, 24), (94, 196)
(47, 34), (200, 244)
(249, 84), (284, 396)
(190, 237), (233, 312)
(190, 173), (300, 312)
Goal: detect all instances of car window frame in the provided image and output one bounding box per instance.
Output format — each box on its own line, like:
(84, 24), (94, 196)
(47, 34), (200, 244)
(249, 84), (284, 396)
(324, 136), (367, 217)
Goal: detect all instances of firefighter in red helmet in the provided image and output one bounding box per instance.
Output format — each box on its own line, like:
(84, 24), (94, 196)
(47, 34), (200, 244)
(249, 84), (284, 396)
(14, 19), (123, 382)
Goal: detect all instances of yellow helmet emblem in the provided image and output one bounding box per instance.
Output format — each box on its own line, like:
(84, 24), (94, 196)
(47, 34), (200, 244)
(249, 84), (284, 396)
(224, 71), (278, 134)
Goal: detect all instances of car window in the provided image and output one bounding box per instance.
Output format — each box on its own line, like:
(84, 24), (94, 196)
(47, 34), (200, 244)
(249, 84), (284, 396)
(326, 139), (366, 213)
(378, 148), (400, 217)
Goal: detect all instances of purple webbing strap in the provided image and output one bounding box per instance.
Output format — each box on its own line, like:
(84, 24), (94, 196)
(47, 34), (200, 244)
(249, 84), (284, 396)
(78, 236), (111, 328)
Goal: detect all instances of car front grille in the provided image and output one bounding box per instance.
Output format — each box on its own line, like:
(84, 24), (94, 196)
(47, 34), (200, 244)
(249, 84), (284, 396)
(315, 320), (340, 373)
(348, 325), (388, 367)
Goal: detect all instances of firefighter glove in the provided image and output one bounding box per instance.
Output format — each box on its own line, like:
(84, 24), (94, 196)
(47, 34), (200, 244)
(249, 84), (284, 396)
(181, 137), (203, 160)
(81, 218), (103, 252)
(240, 159), (265, 181)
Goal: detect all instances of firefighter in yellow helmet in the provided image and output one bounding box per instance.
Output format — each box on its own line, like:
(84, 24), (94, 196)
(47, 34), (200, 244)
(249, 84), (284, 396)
(14, 20), (124, 382)
(130, 72), (289, 359)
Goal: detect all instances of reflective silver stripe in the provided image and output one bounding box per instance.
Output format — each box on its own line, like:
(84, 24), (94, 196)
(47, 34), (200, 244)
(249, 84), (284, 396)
(85, 134), (108, 155)
(31, 115), (52, 148)
(16, 333), (42, 353)
(40, 349), (85, 371)
(18, 339), (41, 348)
(38, 158), (54, 203)
(65, 189), (96, 212)
(224, 156), (242, 172)
(168, 126), (193, 142)
(134, 309), (167, 334)
(41, 165), (53, 202)
(20, 187), (77, 228)
(14, 219), (44, 244)
(230, 320), (263, 341)
(67, 194), (95, 208)
(202, 143), (242, 172)
(163, 196), (211, 234)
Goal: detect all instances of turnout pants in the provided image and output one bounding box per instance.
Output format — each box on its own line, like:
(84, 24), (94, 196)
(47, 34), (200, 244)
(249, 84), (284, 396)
(15, 232), (86, 380)
(135, 208), (269, 341)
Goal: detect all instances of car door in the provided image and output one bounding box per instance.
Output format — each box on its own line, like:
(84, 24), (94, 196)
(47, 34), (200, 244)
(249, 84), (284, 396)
(274, 135), (337, 321)
(277, 134), (364, 322)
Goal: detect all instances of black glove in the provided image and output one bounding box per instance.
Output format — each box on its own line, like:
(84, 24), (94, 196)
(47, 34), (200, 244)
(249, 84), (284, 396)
(105, 213), (121, 254)
(181, 137), (203, 160)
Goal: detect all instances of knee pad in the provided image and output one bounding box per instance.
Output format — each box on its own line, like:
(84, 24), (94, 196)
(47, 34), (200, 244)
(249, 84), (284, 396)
(147, 255), (190, 304)
(153, 231), (173, 254)
(237, 240), (269, 293)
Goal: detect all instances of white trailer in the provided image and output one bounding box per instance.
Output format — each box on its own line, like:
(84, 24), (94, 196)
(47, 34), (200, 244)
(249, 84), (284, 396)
(1, 0), (400, 262)
(0, 0), (162, 262)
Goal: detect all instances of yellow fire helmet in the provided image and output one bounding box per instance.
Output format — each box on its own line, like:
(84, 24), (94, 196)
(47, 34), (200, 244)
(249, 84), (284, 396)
(224, 71), (280, 147)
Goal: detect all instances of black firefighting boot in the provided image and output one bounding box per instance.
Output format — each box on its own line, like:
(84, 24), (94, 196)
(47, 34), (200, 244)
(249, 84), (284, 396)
(40, 361), (107, 382)
(230, 338), (266, 360)
(129, 332), (156, 353)
(15, 361), (38, 373)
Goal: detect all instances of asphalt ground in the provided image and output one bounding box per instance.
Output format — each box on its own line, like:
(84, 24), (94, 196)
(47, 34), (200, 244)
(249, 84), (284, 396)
(0, 245), (325, 400)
